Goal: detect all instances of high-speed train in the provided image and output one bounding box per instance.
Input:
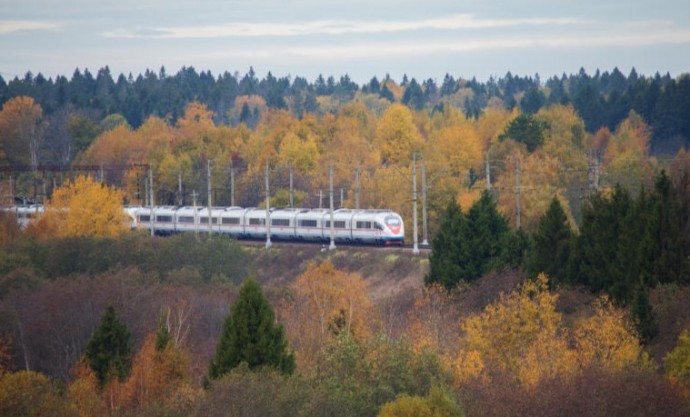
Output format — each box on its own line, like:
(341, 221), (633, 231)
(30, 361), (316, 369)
(4, 204), (405, 245)
(128, 206), (405, 245)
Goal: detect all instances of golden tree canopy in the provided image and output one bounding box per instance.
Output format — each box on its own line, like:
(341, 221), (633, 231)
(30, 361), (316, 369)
(33, 175), (127, 238)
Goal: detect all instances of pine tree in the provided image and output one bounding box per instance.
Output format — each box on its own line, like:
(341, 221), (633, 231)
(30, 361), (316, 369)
(85, 305), (132, 388)
(527, 197), (572, 283)
(209, 277), (295, 379)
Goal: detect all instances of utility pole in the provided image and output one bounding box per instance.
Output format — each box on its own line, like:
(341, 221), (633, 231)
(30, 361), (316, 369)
(329, 161), (336, 250)
(289, 165), (294, 208)
(355, 168), (360, 210)
(412, 154), (419, 255)
(515, 155), (521, 229)
(421, 162), (428, 246)
(192, 190), (198, 241)
(178, 170), (182, 206)
(149, 168), (154, 237)
(319, 190), (323, 209)
(486, 151), (491, 191)
(265, 163), (271, 250)
(340, 188), (344, 208)
(207, 160), (212, 237)
(230, 166), (235, 207)
(9, 175), (13, 206)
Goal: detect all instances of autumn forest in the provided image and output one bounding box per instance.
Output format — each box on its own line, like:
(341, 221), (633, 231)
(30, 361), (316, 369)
(1, 66), (690, 416)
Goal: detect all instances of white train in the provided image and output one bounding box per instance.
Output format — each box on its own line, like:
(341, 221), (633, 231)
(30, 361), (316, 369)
(4, 205), (44, 229)
(127, 206), (405, 245)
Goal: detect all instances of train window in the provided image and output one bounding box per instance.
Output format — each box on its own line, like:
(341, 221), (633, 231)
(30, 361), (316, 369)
(324, 220), (346, 228)
(139, 215), (150, 222)
(356, 221), (372, 229)
(200, 217), (218, 224)
(298, 219), (317, 227)
(249, 218), (266, 225)
(385, 216), (401, 226)
(272, 219), (290, 226)
(222, 217), (240, 225)
(178, 216), (194, 223)
(374, 223), (383, 230)
(156, 215), (173, 223)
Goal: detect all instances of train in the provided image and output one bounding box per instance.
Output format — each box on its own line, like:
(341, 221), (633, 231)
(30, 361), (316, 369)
(6, 205), (405, 245)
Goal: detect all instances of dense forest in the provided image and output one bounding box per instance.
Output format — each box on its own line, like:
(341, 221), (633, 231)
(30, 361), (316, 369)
(2, 65), (690, 416)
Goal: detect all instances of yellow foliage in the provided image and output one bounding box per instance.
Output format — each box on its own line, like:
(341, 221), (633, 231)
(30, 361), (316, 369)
(378, 395), (434, 417)
(461, 274), (561, 374)
(0, 370), (71, 417)
(30, 175), (127, 239)
(573, 296), (651, 372)
(80, 124), (145, 166)
(517, 328), (578, 388)
(278, 131), (320, 176)
(288, 261), (376, 370)
(376, 104), (424, 166)
(68, 361), (107, 417)
(664, 329), (690, 397)
(452, 350), (485, 387)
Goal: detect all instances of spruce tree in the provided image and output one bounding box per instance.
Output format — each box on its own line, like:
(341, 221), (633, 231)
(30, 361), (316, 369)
(632, 286), (658, 344)
(209, 277), (295, 379)
(527, 197), (572, 283)
(466, 191), (510, 281)
(85, 305), (132, 388)
(425, 201), (468, 290)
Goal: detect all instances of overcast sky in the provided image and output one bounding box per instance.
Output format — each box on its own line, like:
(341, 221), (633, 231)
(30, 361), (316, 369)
(2, 0), (689, 84)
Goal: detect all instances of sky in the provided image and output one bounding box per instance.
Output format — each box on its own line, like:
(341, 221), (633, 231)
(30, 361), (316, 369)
(2, 0), (690, 84)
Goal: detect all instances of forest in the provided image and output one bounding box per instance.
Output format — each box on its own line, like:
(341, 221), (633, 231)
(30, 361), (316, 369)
(1, 66), (690, 416)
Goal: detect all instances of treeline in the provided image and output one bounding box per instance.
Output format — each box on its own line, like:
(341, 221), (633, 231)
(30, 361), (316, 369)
(1, 66), (689, 153)
(427, 167), (690, 343)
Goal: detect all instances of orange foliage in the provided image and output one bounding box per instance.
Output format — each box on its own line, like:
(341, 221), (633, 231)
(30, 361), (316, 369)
(286, 261), (376, 370)
(28, 175), (126, 239)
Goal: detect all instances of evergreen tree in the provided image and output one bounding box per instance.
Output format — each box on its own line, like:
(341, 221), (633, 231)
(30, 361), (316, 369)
(209, 277), (295, 379)
(572, 185), (631, 292)
(527, 197), (572, 283)
(425, 201), (469, 290)
(632, 286), (658, 344)
(155, 313), (172, 352)
(466, 191), (510, 280)
(498, 113), (547, 152)
(85, 305), (132, 388)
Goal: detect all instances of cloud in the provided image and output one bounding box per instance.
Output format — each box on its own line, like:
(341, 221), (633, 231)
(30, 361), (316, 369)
(102, 14), (583, 39)
(190, 29), (690, 61)
(0, 20), (61, 35)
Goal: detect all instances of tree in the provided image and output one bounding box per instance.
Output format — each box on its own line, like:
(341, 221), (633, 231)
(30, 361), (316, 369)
(29, 175), (127, 239)
(376, 104), (423, 166)
(425, 201), (469, 290)
(665, 329), (690, 396)
(466, 191), (510, 279)
(209, 277), (295, 379)
(85, 305), (132, 388)
(527, 197), (572, 283)
(499, 113), (547, 152)
(0, 96), (44, 169)
(0, 370), (71, 417)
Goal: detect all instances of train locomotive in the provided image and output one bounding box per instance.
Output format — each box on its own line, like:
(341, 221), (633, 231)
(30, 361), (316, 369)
(127, 206), (405, 245)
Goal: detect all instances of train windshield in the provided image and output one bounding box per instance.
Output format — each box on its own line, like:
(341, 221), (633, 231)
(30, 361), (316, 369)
(385, 216), (401, 226)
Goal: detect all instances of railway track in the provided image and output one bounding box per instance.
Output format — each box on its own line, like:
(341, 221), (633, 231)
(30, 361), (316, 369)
(231, 237), (431, 254)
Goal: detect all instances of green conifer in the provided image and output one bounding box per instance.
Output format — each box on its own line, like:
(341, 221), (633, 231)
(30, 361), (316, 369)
(209, 277), (295, 379)
(527, 197), (572, 283)
(85, 305), (132, 388)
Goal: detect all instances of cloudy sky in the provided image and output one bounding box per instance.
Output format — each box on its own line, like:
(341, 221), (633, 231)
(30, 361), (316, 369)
(2, 0), (689, 84)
